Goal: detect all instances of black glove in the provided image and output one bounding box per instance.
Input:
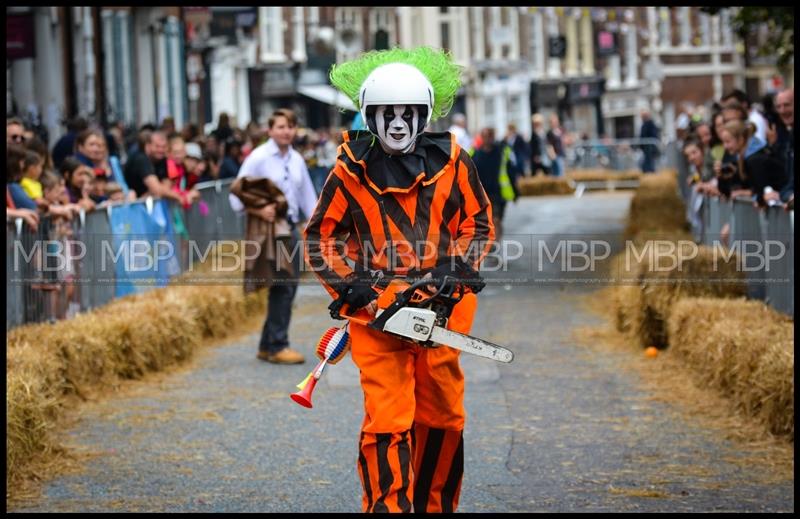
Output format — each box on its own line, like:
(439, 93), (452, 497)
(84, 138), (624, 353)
(428, 257), (485, 294)
(328, 274), (378, 319)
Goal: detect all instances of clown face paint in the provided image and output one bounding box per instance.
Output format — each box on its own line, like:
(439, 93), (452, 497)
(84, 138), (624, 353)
(374, 104), (423, 154)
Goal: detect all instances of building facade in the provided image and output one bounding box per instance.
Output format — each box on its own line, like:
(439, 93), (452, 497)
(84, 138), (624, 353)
(7, 6), (793, 145)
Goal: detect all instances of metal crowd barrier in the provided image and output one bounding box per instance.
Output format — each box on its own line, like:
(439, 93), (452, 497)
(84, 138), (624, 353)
(7, 178), (244, 330)
(569, 137), (665, 172)
(698, 194), (794, 315)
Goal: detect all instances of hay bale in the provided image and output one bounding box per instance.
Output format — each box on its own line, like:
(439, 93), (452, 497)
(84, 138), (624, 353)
(517, 175), (575, 196)
(6, 270), (267, 500)
(631, 245), (747, 348)
(566, 169), (642, 182)
(6, 345), (65, 487)
(624, 170), (689, 241)
(612, 285), (641, 334)
(667, 298), (794, 439)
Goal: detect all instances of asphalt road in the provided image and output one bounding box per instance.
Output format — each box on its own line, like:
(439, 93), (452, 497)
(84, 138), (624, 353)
(12, 192), (794, 513)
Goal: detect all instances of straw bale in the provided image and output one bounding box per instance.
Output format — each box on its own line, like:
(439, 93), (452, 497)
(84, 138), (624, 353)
(7, 270), (266, 501)
(631, 245), (746, 348)
(6, 345), (64, 485)
(517, 175), (575, 196)
(623, 170), (689, 241)
(566, 169), (642, 182)
(667, 298), (794, 439)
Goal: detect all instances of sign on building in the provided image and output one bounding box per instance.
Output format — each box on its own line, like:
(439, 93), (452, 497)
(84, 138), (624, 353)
(548, 36), (567, 59)
(7, 13), (35, 61)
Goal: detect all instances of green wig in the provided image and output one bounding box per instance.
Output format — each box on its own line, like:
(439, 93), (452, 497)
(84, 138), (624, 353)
(329, 46), (462, 122)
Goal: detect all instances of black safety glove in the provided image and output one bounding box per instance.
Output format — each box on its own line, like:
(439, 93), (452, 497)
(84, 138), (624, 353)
(328, 273), (379, 319)
(428, 257), (485, 294)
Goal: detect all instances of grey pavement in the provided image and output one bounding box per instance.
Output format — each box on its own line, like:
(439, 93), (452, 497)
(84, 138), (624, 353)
(11, 193), (794, 512)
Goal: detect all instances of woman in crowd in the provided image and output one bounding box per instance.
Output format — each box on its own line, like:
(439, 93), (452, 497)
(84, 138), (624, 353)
(717, 120), (787, 206)
(74, 129), (112, 178)
(683, 137), (709, 239)
(7, 144), (40, 223)
(703, 111), (727, 187)
(60, 157), (97, 212)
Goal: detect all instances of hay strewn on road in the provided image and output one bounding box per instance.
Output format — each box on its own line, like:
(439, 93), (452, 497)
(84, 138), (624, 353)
(7, 278), (265, 502)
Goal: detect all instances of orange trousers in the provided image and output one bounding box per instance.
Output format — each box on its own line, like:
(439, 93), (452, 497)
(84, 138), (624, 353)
(349, 293), (477, 513)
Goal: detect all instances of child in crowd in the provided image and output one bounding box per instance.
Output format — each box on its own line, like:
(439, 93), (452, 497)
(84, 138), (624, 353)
(89, 168), (110, 204)
(19, 150), (47, 211)
(104, 182), (126, 203)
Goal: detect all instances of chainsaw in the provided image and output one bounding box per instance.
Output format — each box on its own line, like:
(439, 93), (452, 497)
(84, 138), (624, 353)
(290, 274), (514, 408)
(331, 274), (514, 364)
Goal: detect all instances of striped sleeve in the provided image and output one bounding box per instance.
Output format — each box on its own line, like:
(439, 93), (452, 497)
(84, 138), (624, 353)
(303, 168), (355, 299)
(452, 150), (495, 269)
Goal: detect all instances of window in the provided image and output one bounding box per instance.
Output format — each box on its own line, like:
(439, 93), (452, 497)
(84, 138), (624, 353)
(375, 29), (389, 50)
(260, 6), (284, 60)
(441, 22), (450, 51)
(508, 95), (521, 117)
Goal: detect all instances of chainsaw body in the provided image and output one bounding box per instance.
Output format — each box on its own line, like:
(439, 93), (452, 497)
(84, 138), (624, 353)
(340, 276), (514, 363)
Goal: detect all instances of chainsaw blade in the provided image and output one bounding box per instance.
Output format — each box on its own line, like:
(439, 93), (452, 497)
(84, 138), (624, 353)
(428, 327), (514, 363)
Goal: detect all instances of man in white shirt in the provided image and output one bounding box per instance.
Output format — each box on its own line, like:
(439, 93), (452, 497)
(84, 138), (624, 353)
(448, 112), (473, 152)
(229, 108), (318, 364)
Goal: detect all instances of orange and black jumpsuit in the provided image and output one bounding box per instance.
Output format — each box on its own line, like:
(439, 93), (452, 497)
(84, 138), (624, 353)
(304, 130), (495, 513)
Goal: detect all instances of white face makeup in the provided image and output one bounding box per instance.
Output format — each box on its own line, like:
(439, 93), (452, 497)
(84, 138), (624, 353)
(374, 104), (422, 154)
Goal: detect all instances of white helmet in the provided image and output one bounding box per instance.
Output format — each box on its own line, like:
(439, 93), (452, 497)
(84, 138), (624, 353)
(359, 63), (434, 130)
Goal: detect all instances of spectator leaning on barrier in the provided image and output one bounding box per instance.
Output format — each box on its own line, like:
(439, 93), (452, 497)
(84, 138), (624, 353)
(40, 170), (80, 222)
(7, 144), (39, 212)
(19, 149), (46, 211)
(166, 134), (201, 209)
(705, 111), (727, 184)
(60, 158), (97, 212)
(182, 142), (206, 189)
(88, 167), (110, 204)
(229, 108), (317, 365)
(6, 146), (40, 230)
(721, 88), (770, 144)
(73, 129), (111, 178)
(7, 117), (27, 146)
(126, 123), (156, 159)
(769, 88), (794, 207)
(122, 130), (184, 205)
(683, 137), (707, 238)
(719, 120), (786, 207)
(25, 136), (54, 175)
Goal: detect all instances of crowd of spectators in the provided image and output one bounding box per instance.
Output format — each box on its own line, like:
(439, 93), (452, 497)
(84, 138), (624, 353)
(680, 88), (794, 240)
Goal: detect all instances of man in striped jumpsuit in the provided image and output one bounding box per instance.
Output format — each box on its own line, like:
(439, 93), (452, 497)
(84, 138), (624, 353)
(304, 48), (495, 513)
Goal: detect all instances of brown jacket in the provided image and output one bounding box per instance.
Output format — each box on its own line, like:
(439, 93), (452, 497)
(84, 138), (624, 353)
(230, 176), (293, 293)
